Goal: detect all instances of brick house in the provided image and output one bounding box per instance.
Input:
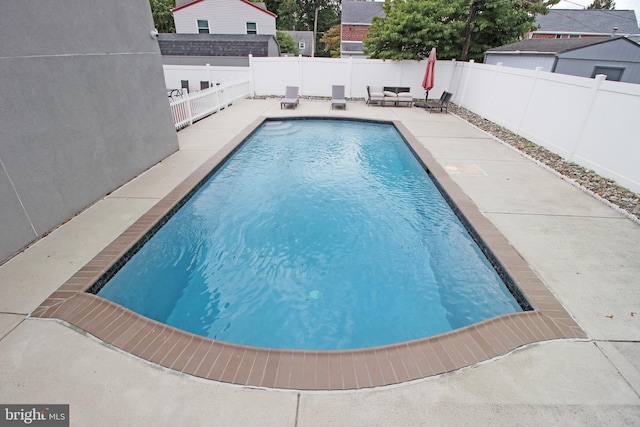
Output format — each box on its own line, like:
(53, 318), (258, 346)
(528, 9), (639, 39)
(341, 1), (385, 58)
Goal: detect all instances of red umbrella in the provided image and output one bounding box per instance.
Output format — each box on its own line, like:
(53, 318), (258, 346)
(422, 47), (436, 105)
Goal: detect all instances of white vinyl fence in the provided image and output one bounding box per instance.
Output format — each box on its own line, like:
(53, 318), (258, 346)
(448, 61), (640, 194)
(164, 57), (640, 193)
(169, 79), (252, 130)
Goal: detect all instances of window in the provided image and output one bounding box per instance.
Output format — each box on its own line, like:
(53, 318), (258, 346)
(197, 20), (209, 34)
(568, 34), (580, 38)
(555, 34), (562, 39)
(246, 22), (257, 34)
(181, 80), (189, 92)
(298, 41), (306, 50)
(200, 81), (210, 90)
(592, 66), (625, 82)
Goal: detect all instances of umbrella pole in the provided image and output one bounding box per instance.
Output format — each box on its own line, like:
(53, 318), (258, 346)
(424, 91), (429, 109)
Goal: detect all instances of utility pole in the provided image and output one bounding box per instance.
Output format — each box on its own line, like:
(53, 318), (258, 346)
(460, 0), (483, 61)
(313, 5), (319, 57)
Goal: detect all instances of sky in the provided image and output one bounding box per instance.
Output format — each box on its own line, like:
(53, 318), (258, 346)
(553, 0), (640, 26)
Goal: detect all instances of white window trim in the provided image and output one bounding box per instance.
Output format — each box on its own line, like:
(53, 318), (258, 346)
(197, 19), (209, 34)
(246, 22), (257, 35)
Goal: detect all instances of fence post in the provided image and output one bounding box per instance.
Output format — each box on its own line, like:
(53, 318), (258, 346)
(248, 54), (255, 96)
(298, 55), (304, 95)
(348, 56), (354, 98)
(484, 62), (502, 119)
(457, 60), (473, 109)
(567, 74), (606, 162)
(516, 66), (543, 134)
(185, 90), (193, 125)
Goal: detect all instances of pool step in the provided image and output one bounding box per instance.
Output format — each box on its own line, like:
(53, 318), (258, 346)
(261, 121), (299, 136)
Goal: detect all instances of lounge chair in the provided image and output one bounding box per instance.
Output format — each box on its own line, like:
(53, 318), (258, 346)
(331, 85), (346, 110)
(280, 86), (299, 109)
(426, 91), (453, 113)
(366, 86), (385, 106)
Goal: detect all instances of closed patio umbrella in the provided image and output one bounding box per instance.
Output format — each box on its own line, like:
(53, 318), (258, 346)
(421, 47), (436, 107)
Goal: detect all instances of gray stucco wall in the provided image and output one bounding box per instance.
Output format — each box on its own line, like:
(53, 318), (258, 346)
(0, 0), (179, 263)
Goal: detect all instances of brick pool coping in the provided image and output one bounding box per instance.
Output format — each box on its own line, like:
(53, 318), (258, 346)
(32, 117), (586, 390)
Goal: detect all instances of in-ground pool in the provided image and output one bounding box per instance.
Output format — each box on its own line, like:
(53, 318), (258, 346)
(95, 118), (525, 350)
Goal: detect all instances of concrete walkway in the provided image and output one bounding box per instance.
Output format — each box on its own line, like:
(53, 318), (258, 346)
(1, 98), (639, 426)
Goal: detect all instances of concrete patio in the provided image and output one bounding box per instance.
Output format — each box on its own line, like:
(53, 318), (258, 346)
(1, 98), (639, 426)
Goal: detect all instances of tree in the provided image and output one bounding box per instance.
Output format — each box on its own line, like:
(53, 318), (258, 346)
(149, 0), (175, 33)
(365, 0), (470, 60)
(587, 0), (615, 9)
(277, 0), (303, 30)
(320, 25), (341, 57)
(462, 0), (554, 61)
(365, 0), (558, 62)
(277, 31), (299, 54)
(277, 0), (340, 55)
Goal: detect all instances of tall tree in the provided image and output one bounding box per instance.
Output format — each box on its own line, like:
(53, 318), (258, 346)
(365, 0), (558, 62)
(277, 31), (300, 54)
(149, 0), (175, 33)
(277, 0), (340, 55)
(320, 25), (341, 57)
(587, 0), (616, 9)
(365, 0), (469, 60)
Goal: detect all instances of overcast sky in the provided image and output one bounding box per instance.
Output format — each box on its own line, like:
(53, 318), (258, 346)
(553, 0), (640, 26)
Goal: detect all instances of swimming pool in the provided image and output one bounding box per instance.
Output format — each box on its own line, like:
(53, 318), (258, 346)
(34, 112), (585, 390)
(94, 118), (524, 350)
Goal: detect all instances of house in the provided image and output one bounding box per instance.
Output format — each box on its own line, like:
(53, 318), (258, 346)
(158, 33), (280, 68)
(172, 0), (277, 35)
(282, 31), (314, 56)
(528, 9), (640, 39)
(484, 36), (640, 83)
(161, 0), (279, 69)
(341, 1), (385, 58)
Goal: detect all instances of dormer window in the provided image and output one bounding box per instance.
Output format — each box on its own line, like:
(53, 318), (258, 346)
(246, 22), (257, 34)
(299, 41), (306, 50)
(197, 20), (209, 34)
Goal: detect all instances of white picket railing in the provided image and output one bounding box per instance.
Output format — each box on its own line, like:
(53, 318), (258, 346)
(169, 79), (252, 130)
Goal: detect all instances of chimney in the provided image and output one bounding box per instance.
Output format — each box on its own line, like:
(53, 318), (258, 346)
(612, 27), (618, 37)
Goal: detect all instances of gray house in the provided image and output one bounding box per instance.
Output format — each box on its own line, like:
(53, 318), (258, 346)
(484, 37), (640, 84)
(529, 9), (640, 39)
(282, 31), (314, 56)
(158, 33), (280, 66)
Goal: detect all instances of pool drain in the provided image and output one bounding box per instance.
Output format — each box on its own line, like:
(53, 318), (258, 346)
(308, 289), (322, 300)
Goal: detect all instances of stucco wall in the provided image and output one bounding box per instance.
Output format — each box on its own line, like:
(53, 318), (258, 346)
(0, 0), (179, 263)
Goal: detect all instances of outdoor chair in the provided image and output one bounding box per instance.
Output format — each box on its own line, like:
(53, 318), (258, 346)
(331, 85), (346, 110)
(366, 86), (385, 106)
(426, 91), (453, 113)
(280, 86), (299, 109)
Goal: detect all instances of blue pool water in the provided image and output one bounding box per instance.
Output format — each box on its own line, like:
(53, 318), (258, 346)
(97, 119), (521, 350)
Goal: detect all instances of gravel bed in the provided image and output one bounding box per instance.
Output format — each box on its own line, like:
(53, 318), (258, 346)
(448, 104), (640, 222)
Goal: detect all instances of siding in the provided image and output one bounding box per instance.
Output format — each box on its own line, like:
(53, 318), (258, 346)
(555, 38), (640, 83)
(174, 0), (276, 35)
(484, 54), (557, 72)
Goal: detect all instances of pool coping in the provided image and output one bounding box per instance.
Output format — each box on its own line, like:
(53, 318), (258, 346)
(32, 116), (587, 391)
